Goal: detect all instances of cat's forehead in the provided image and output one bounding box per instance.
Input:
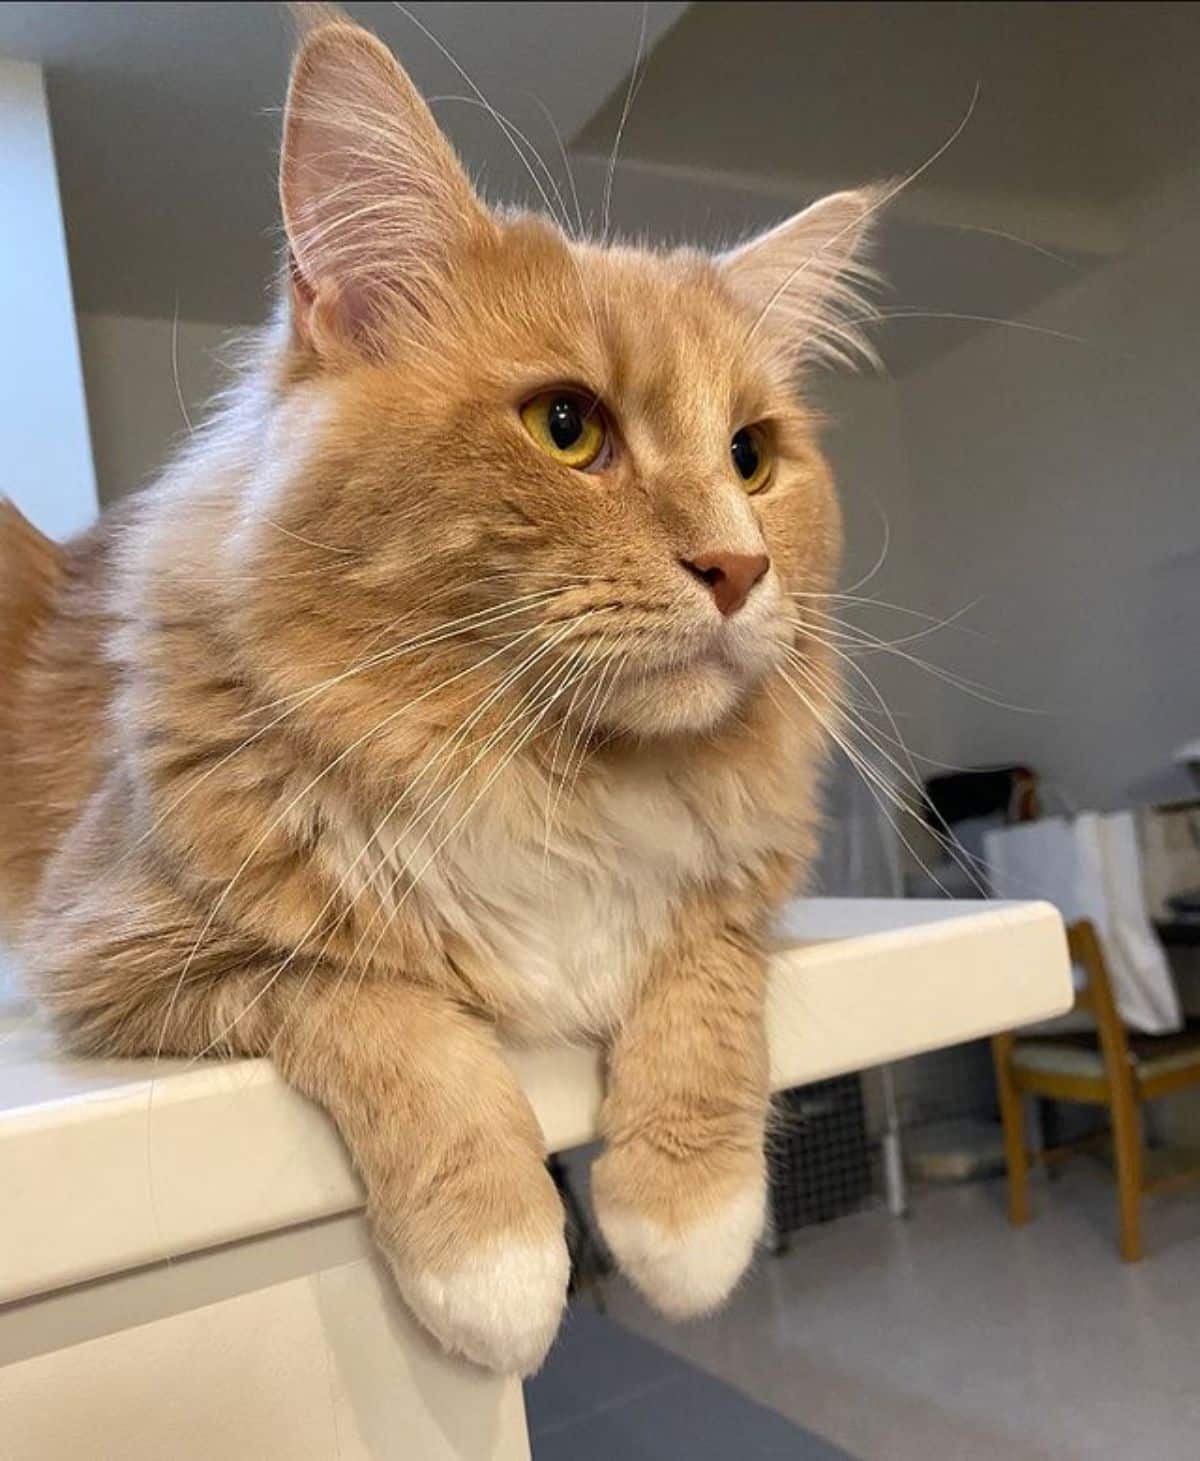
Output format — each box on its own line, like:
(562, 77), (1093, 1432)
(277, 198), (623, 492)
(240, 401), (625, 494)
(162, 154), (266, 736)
(482, 219), (786, 430)
(595, 248), (770, 421)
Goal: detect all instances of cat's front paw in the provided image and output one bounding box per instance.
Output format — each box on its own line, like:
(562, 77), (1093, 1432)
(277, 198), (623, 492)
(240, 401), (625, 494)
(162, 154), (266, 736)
(592, 1145), (766, 1319)
(394, 1233), (570, 1375)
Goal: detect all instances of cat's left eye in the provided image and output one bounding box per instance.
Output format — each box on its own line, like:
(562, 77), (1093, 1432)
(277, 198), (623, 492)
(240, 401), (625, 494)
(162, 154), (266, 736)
(731, 425), (772, 494)
(520, 391), (610, 472)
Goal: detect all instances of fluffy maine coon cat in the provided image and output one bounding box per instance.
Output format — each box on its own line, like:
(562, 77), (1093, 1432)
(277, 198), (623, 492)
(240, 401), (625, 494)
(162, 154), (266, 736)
(0, 11), (881, 1374)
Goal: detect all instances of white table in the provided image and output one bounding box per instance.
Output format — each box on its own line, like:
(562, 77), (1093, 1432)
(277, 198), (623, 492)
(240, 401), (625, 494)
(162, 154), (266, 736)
(0, 899), (1070, 1460)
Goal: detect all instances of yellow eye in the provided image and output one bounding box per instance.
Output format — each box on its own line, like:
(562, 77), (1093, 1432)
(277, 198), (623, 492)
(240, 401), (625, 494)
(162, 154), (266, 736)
(731, 425), (772, 493)
(520, 391), (608, 471)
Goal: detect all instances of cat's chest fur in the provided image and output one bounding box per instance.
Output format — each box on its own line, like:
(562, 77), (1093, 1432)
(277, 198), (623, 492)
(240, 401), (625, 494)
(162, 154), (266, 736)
(346, 754), (791, 1039)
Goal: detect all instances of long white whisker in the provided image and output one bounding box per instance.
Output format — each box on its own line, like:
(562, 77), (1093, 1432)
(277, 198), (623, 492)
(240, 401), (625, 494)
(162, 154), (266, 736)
(392, 3), (572, 233)
(792, 607), (1043, 714)
(861, 308), (1086, 347)
(170, 295), (193, 435)
(602, 1), (649, 242)
(785, 651), (993, 896)
(119, 591), (570, 883)
(527, 91), (585, 239)
(241, 588), (568, 719)
(425, 92), (574, 234)
(841, 504), (891, 597)
(793, 598), (982, 652)
(777, 663), (974, 898)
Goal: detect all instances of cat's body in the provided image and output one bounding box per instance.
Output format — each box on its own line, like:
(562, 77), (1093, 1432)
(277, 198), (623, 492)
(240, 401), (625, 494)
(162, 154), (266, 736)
(1, 10), (877, 1374)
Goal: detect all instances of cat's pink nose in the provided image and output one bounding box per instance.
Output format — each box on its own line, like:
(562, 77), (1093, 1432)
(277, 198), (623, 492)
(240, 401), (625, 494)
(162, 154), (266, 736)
(681, 551), (770, 617)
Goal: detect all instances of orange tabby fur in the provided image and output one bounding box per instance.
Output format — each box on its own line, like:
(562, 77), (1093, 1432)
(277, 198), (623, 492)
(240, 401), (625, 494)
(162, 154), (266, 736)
(0, 12), (879, 1373)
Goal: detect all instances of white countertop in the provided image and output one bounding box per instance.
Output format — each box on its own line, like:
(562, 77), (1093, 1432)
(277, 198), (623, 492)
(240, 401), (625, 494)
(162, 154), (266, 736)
(0, 899), (1070, 1308)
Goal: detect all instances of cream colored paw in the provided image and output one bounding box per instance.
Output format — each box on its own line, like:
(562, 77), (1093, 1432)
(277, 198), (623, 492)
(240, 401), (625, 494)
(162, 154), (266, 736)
(594, 1176), (765, 1319)
(395, 1235), (570, 1376)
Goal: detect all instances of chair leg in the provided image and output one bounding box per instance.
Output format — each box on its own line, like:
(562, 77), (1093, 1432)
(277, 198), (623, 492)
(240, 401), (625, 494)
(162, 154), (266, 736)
(992, 1037), (1031, 1227)
(1039, 1099), (1064, 1181)
(1110, 1088), (1144, 1262)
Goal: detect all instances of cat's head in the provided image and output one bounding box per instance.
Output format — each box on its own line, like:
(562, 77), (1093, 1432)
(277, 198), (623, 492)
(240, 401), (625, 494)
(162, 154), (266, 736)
(244, 14), (881, 741)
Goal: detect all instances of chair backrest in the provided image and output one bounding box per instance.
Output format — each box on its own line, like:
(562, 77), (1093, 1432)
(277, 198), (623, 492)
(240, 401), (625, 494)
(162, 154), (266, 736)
(1066, 919), (1133, 1073)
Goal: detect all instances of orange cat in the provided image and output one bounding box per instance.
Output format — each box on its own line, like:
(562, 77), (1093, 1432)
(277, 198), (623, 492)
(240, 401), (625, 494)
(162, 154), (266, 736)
(0, 12), (878, 1373)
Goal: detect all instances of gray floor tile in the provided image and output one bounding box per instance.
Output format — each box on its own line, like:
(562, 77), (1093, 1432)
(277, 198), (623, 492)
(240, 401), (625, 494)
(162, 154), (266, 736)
(525, 1304), (685, 1436)
(527, 1306), (854, 1458)
(599, 1170), (1200, 1461)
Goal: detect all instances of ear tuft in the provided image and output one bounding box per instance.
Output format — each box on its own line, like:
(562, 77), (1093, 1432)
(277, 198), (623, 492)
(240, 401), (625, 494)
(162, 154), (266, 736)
(280, 14), (492, 356)
(720, 186), (887, 372)
(287, 2), (347, 42)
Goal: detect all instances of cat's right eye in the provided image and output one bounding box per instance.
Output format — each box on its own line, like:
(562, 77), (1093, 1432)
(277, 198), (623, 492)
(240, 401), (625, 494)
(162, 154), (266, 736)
(519, 391), (610, 472)
(731, 425), (772, 494)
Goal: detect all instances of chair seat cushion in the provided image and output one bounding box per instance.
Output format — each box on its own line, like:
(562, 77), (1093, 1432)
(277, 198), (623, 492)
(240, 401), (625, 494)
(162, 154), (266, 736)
(1011, 1020), (1200, 1084)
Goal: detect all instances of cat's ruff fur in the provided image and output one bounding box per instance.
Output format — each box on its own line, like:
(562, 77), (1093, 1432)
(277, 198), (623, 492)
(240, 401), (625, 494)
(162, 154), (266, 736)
(0, 11), (880, 1374)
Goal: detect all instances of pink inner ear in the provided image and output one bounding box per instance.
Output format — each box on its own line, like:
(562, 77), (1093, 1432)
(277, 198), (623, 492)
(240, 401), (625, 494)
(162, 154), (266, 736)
(288, 261), (389, 357)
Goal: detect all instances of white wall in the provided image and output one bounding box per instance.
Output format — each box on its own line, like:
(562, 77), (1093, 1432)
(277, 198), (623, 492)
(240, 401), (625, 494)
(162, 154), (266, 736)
(893, 182), (1200, 811)
(76, 313), (240, 506)
(0, 58), (96, 538)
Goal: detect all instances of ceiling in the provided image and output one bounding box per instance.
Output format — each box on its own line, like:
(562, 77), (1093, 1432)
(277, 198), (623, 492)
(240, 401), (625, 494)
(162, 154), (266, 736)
(3, 2), (1197, 374)
(582, 2), (1200, 246)
(0, 1), (686, 323)
(581, 0), (1200, 372)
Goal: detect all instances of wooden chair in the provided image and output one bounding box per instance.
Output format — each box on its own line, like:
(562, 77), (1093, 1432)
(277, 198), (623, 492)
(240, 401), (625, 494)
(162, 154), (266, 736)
(992, 919), (1200, 1261)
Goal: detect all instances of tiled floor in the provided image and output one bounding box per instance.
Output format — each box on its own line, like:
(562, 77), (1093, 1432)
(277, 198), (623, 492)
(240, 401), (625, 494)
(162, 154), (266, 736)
(585, 1167), (1200, 1461)
(527, 1306), (854, 1459)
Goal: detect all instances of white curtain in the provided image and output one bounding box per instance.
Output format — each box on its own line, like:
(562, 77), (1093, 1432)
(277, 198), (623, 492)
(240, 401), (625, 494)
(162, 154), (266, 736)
(984, 813), (1181, 1034)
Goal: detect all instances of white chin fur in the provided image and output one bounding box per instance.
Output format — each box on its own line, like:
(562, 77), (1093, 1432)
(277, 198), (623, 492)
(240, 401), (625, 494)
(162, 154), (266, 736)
(595, 1179), (765, 1319)
(602, 664), (746, 737)
(396, 1235), (570, 1376)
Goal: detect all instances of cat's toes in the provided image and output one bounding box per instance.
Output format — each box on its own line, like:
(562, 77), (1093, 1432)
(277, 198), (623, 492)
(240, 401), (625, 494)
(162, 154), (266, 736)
(395, 1234), (570, 1375)
(593, 1158), (765, 1319)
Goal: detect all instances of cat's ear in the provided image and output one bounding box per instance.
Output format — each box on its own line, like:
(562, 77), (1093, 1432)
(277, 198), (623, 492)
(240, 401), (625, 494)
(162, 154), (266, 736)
(280, 14), (494, 356)
(719, 188), (884, 371)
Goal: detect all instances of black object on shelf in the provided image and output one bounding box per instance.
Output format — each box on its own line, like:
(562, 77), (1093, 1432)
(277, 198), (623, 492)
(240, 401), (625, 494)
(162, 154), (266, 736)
(768, 1074), (872, 1252)
(1157, 918), (1200, 947)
